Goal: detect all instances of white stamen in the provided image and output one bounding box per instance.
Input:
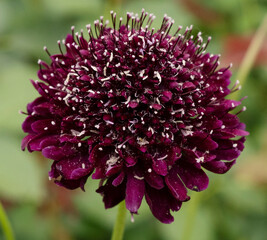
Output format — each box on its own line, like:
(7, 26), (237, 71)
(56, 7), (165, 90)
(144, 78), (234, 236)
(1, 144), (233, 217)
(105, 120), (114, 125)
(91, 65), (98, 72)
(109, 52), (113, 62)
(196, 156), (204, 163)
(106, 155), (120, 166)
(134, 175), (144, 180)
(137, 137), (149, 146)
(154, 71), (162, 84)
(124, 96), (131, 105)
(157, 155), (168, 161)
(181, 129), (193, 136)
(148, 127), (155, 135)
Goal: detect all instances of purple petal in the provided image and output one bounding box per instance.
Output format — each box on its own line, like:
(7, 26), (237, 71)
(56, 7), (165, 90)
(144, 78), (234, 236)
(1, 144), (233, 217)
(125, 171), (145, 213)
(145, 170), (164, 189)
(52, 153), (93, 180)
(211, 138), (245, 161)
(125, 156), (137, 167)
(96, 176), (126, 209)
(49, 162), (60, 178)
(151, 145), (179, 176)
(92, 168), (106, 179)
(221, 113), (240, 127)
(203, 160), (236, 174)
(213, 148), (241, 161)
(106, 162), (123, 177)
(112, 171), (125, 186)
(55, 176), (89, 191)
(89, 144), (121, 178)
(31, 119), (57, 133)
(22, 116), (37, 133)
(40, 135), (59, 149)
(21, 134), (35, 151)
(188, 132), (218, 151)
(89, 144), (114, 165)
(230, 128), (249, 136)
(145, 186), (182, 223)
(26, 97), (45, 114)
(177, 161), (209, 192)
(152, 158), (168, 176)
(33, 102), (53, 116)
(28, 134), (56, 152)
(42, 144), (77, 161)
(165, 165), (189, 201)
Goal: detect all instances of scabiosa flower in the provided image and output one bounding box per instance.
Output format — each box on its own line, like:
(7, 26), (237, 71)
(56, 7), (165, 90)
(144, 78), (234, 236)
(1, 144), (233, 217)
(21, 10), (249, 223)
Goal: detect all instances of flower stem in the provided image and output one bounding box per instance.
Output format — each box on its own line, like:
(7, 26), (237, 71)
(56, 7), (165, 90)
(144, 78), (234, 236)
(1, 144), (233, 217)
(181, 192), (201, 240)
(0, 201), (15, 240)
(233, 14), (267, 99)
(111, 201), (127, 240)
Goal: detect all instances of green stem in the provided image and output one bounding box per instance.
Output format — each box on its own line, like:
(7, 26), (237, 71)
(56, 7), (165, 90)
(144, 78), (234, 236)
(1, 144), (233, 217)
(181, 192), (201, 240)
(111, 201), (127, 240)
(0, 201), (15, 240)
(233, 14), (267, 99)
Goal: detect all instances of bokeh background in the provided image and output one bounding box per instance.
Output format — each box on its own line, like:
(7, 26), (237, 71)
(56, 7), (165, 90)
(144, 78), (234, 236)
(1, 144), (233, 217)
(0, 0), (267, 239)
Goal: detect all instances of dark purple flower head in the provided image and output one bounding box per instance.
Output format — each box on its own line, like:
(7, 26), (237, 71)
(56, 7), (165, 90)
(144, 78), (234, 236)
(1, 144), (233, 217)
(22, 10), (248, 223)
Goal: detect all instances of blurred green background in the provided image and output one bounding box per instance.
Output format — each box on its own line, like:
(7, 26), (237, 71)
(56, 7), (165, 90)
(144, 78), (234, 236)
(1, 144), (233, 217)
(0, 0), (267, 239)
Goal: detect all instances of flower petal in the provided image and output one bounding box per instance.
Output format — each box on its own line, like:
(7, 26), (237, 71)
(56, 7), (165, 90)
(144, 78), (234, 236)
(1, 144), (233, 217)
(96, 176), (126, 209)
(42, 144), (77, 161)
(125, 171), (145, 214)
(145, 186), (182, 223)
(145, 170), (164, 189)
(203, 160), (236, 174)
(177, 161), (209, 192)
(188, 132), (218, 151)
(55, 176), (88, 191)
(21, 134), (35, 151)
(22, 116), (37, 134)
(52, 154), (92, 180)
(112, 171), (125, 186)
(152, 158), (168, 176)
(165, 165), (189, 201)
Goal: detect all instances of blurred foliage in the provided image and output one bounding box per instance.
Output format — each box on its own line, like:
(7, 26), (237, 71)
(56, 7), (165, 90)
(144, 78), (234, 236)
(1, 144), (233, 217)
(0, 0), (267, 239)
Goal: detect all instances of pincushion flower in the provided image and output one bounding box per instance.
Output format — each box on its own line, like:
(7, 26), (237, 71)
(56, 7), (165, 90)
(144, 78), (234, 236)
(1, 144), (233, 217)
(21, 10), (248, 223)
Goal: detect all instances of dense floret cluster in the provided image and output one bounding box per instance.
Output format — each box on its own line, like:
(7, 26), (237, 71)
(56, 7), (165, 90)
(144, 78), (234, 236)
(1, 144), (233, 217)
(22, 10), (248, 223)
